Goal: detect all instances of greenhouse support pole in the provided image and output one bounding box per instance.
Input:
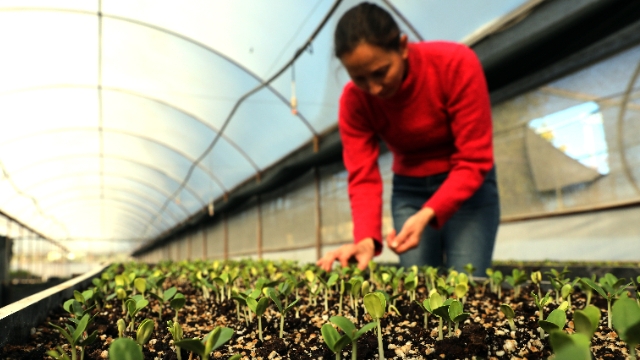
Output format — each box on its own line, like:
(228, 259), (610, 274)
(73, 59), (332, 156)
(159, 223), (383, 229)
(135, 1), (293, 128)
(314, 167), (322, 261)
(187, 233), (192, 260)
(223, 213), (229, 261)
(257, 195), (263, 260)
(201, 225), (207, 260)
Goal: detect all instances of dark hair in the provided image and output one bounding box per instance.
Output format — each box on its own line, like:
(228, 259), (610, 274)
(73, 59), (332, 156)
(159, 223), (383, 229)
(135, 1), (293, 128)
(334, 2), (401, 58)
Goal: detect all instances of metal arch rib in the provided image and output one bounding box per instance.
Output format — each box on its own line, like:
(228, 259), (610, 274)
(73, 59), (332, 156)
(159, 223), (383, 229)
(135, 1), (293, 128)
(0, 7), (319, 137)
(38, 197), (171, 232)
(17, 184), (183, 223)
(7, 153), (207, 207)
(17, 171), (192, 216)
(0, 84), (262, 174)
(1, 127), (227, 192)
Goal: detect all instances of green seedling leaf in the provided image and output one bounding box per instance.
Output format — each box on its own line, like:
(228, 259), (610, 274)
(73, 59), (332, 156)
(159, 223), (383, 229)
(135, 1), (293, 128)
(580, 277), (606, 298)
(63, 299), (77, 314)
(548, 331), (592, 360)
(49, 323), (74, 345)
(363, 292), (386, 320)
(74, 290), (84, 304)
(538, 308), (566, 333)
(448, 300), (470, 323)
(134, 278), (146, 294)
(163, 287), (178, 302)
(321, 324), (351, 353)
(116, 288), (127, 300)
(174, 339), (205, 356)
(72, 314), (90, 344)
(500, 304), (515, 319)
(136, 319), (155, 346)
(454, 283), (468, 299)
(574, 305), (600, 337)
(429, 292), (443, 311)
(109, 337), (144, 360)
(78, 330), (99, 347)
(433, 304), (452, 321)
(204, 327), (234, 353)
(355, 321), (378, 338)
(170, 293), (186, 311)
(330, 316), (356, 338)
(267, 288), (283, 313)
(612, 295), (640, 345)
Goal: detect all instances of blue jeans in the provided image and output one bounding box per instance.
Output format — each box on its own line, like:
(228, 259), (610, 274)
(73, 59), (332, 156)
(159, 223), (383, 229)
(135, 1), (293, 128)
(391, 167), (499, 277)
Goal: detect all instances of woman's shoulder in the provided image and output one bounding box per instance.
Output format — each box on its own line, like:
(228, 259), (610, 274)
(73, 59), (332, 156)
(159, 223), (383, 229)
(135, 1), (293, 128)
(410, 41), (474, 60)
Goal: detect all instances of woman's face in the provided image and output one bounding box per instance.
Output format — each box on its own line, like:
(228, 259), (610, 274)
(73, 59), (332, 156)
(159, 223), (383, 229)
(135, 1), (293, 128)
(339, 35), (408, 99)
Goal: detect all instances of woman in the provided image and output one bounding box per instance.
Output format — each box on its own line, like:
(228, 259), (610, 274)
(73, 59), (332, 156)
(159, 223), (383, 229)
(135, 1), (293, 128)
(317, 2), (500, 276)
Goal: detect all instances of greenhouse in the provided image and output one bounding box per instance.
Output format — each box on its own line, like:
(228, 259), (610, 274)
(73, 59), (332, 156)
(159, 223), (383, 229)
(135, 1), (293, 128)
(1, 0), (640, 359)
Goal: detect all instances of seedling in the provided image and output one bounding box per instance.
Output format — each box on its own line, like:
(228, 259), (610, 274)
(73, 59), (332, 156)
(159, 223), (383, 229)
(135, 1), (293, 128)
(581, 274), (631, 328)
(167, 320), (184, 360)
(267, 287), (299, 338)
(548, 330), (592, 360)
(414, 299), (431, 329)
(573, 304), (600, 337)
(320, 323), (351, 360)
(136, 319), (154, 346)
(246, 295), (270, 341)
(125, 295), (149, 331)
(323, 316), (377, 360)
(117, 319), (126, 338)
(531, 291), (553, 338)
(363, 292), (386, 360)
(499, 304), (516, 332)
(538, 308), (567, 334)
(348, 277), (363, 319)
(463, 263), (477, 285)
(612, 293), (640, 360)
(107, 337), (144, 360)
(578, 275), (596, 306)
(531, 271), (543, 298)
(428, 292), (448, 340)
(547, 302), (599, 359)
(170, 292), (186, 323)
(404, 272), (418, 302)
(174, 326), (234, 360)
(48, 314), (97, 360)
(148, 286), (178, 319)
(505, 268), (527, 298)
(490, 270), (504, 299)
(133, 278), (146, 296)
(448, 299), (470, 334)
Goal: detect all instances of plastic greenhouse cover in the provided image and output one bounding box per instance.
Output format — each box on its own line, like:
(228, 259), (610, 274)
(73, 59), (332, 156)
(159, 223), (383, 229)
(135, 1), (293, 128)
(0, 0), (528, 253)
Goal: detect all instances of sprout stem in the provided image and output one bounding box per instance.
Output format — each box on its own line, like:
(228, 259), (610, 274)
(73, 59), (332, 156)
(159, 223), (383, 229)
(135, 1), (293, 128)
(376, 321), (385, 360)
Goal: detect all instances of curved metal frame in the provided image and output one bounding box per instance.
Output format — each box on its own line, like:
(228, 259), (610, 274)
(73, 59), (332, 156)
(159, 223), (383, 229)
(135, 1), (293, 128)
(18, 171), (191, 215)
(6, 153), (208, 207)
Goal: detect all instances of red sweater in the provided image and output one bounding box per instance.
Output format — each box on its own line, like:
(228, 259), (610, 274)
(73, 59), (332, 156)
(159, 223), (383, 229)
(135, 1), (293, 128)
(338, 41), (494, 253)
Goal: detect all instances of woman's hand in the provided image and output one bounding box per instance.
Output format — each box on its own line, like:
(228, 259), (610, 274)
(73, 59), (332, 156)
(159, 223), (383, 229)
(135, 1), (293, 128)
(316, 238), (376, 272)
(387, 207), (435, 254)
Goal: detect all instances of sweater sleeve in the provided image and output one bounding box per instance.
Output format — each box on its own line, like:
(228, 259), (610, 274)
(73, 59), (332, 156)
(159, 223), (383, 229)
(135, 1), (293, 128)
(423, 45), (494, 228)
(338, 88), (384, 255)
